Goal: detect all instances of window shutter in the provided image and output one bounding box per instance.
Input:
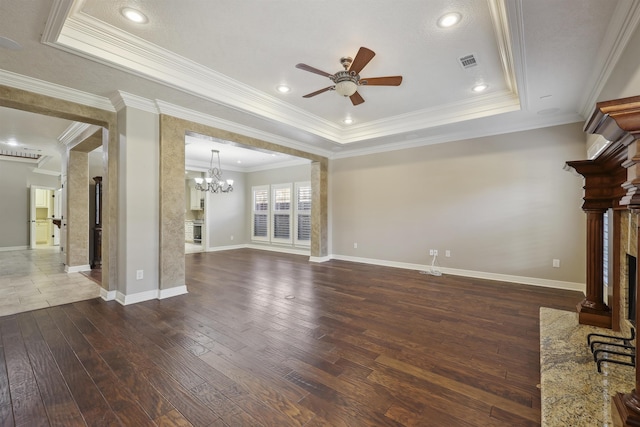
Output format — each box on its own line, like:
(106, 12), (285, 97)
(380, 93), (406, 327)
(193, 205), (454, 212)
(295, 182), (311, 245)
(252, 186), (270, 241)
(272, 186), (291, 241)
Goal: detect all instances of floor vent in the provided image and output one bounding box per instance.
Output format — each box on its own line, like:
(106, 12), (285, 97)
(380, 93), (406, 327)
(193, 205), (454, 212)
(459, 54), (478, 69)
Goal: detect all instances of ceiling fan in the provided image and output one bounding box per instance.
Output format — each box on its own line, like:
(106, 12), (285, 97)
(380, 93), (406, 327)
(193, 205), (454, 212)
(295, 47), (402, 106)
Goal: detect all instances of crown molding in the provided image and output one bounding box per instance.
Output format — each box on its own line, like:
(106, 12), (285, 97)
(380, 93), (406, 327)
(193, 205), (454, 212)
(155, 100), (333, 159)
(41, 0), (524, 145)
(41, 0), (73, 44)
(578, 0), (640, 117)
(0, 155), (38, 164)
(110, 91), (158, 113)
(44, 4), (342, 142)
(58, 121), (92, 145)
(342, 89), (520, 143)
(0, 69), (115, 112)
(332, 112), (583, 160)
(489, 0), (522, 97)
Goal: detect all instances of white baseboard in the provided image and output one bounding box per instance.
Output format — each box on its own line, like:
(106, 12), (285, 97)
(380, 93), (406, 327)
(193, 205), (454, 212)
(159, 285), (188, 299)
(65, 264), (91, 273)
(100, 288), (117, 301)
(0, 246), (29, 252)
(247, 243), (310, 256)
(116, 289), (158, 305)
(115, 285), (189, 305)
(330, 254), (586, 293)
(309, 255), (331, 263)
(204, 243), (247, 252)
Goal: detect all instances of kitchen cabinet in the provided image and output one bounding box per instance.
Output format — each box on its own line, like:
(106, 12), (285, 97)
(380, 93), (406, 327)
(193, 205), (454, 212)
(35, 189), (50, 209)
(36, 220), (49, 244)
(185, 221), (194, 243)
(190, 187), (204, 210)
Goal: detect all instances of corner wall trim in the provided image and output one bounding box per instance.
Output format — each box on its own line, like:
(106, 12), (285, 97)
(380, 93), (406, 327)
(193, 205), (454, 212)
(330, 254), (586, 293)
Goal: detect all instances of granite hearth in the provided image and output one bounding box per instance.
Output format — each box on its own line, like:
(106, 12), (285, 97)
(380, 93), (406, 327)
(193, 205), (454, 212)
(540, 307), (634, 426)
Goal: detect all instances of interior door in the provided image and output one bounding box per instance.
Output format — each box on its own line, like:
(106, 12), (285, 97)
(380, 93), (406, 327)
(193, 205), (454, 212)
(29, 186), (37, 248)
(53, 188), (62, 246)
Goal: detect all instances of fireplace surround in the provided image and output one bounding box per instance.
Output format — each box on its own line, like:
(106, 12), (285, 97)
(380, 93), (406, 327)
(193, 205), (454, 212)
(566, 95), (640, 426)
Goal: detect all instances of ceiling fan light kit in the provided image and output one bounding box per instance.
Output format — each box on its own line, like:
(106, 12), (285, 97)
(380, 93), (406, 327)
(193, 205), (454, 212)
(296, 47), (402, 106)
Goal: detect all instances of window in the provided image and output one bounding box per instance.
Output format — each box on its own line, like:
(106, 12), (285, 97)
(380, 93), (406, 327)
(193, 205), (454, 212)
(272, 184), (292, 243)
(252, 186), (269, 242)
(251, 182), (312, 247)
(295, 182), (311, 246)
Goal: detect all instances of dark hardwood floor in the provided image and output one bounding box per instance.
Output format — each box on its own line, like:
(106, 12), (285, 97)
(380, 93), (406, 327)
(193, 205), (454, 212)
(0, 249), (583, 426)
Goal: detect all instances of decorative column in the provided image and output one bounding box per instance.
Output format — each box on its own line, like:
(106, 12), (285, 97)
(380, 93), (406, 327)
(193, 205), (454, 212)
(575, 208), (611, 326)
(565, 158), (617, 328)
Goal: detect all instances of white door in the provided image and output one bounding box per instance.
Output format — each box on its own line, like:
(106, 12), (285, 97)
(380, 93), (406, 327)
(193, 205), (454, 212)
(30, 186), (56, 248)
(29, 186), (37, 248)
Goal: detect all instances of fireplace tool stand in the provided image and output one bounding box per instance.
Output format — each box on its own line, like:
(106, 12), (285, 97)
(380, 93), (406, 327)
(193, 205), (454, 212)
(587, 328), (636, 373)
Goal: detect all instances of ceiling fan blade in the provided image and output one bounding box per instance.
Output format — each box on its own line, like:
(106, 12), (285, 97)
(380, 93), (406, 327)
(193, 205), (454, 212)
(302, 86), (334, 98)
(295, 63), (333, 78)
(360, 76), (403, 86)
(350, 91), (365, 106)
(349, 47), (375, 74)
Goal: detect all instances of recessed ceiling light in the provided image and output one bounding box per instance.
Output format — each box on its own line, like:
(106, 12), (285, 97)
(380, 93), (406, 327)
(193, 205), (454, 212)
(438, 12), (461, 28)
(121, 7), (148, 24)
(343, 118), (353, 125)
(472, 83), (488, 93)
(276, 84), (291, 93)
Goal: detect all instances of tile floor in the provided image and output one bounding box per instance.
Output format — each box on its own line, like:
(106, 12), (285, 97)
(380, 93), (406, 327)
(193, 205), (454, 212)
(0, 247), (101, 317)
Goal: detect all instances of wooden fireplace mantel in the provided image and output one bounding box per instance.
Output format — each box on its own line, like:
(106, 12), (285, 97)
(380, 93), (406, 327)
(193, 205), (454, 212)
(569, 95), (640, 427)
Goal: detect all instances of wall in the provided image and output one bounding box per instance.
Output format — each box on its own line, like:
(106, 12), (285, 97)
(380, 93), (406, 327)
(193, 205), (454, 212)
(330, 122), (587, 287)
(0, 160), (59, 249)
(205, 169), (246, 248)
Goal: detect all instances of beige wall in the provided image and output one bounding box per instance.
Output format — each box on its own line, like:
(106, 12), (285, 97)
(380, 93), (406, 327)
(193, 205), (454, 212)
(330, 122), (587, 286)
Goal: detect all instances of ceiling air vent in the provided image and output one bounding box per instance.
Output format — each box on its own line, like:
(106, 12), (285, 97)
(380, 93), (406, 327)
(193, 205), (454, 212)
(458, 54), (477, 69)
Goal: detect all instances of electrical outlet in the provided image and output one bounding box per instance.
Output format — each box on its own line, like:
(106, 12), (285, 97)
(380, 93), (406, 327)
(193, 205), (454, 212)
(553, 259), (560, 268)
(230, 235), (234, 240)
(433, 250), (438, 256)
(445, 250), (451, 257)
(354, 243), (358, 249)
(429, 249), (434, 256)
(136, 270), (143, 280)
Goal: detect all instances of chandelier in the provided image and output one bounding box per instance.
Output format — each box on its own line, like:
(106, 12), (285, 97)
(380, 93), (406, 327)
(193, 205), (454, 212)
(194, 149), (234, 193)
